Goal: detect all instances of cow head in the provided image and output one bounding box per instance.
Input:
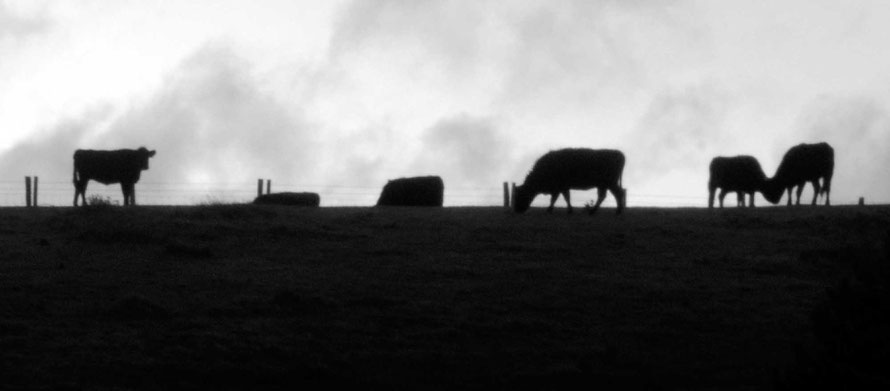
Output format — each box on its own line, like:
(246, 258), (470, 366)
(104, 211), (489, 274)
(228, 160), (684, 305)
(760, 179), (783, 204)
(512, 185), (536, 213)
(138, 147), (156, 170)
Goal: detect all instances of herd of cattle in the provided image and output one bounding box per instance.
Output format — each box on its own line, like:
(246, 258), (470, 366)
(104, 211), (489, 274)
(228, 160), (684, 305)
(70, 142), (834, 212)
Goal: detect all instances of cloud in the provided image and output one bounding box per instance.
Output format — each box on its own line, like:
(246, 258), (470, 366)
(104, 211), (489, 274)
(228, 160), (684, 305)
(413, 114), (512, 188)
(0, 106), (114, 181)
(0, 43), (318, 197)
(628, 84), (732, 180)
(97, 44), (316, 185)
(792, 95), (890, 203)
(0, 3), (49, 40)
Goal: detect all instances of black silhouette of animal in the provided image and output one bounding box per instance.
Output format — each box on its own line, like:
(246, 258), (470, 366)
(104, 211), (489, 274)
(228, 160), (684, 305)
(762, 142), (834, 206)
(708, 155), (767, 209)
(513, 148), (626, 214)
(73, 147), (156, 206)
(254, 192), (320, 207)
(376, 176), (444, 207)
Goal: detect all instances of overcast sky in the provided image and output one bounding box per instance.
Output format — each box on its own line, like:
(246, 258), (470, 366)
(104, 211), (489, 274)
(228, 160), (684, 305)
(1, 0), (889, 206)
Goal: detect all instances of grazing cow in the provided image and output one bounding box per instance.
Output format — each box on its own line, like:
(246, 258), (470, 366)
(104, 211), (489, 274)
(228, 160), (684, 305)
(254, 192), (320, 207)
(376, 176), (444, 207)
(762, 142), (834, 206)
(514, 148), (626, 215)
(73, 147), (156, 206)
(708, 155), (768, 209)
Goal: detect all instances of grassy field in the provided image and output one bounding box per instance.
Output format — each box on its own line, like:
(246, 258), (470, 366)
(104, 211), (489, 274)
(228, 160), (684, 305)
(1, 204), (888, 390)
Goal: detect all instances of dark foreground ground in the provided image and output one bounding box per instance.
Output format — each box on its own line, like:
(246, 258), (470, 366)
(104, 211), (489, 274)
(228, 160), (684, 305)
(1, 205), (888, 390)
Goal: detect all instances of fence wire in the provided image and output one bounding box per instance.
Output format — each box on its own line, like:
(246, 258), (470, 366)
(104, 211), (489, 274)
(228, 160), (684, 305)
(0, 179), (712, 207)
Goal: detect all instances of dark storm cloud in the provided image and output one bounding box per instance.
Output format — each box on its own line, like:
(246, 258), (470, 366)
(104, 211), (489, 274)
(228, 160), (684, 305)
(413, 114), (512, 188)
(0, 4), (49, 40)
(0, 44), (316, 187)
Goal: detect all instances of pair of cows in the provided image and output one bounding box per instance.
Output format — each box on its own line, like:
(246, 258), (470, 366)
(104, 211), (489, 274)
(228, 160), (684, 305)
(708, 142), (834, 208)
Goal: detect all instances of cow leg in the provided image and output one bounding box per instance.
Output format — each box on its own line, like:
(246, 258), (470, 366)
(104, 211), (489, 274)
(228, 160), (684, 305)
(736, 192), (745, 207)
(786, 188), (793, 206)
(795, 185), (804, 206)
(708, 186), (716, 209)
(74, 180), (88, 207)
(810, 180), (821, 206)
(563, 190), (573, 214)
(749, 192), (755, 208)
(126, 183), (136, 206)
(121, 183), (134, 206)
(128, 183), (137, 206)
(588, 188), (607, 215)
(73, 183), (81, 207)
(718, 189), (728, 208)
(609, 186), (625, 214)
(547, 193), (559, 213)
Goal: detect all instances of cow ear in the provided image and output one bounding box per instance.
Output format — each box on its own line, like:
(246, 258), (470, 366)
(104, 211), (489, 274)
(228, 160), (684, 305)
(148, 150), (156, 157)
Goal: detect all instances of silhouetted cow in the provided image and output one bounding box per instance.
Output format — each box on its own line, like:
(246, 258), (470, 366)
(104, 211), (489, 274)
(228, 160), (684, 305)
(708, 155), (767, 209)
(376, 176), (444, 207)
(73, 147), (156, 206)
(762, 142), (834, 206)
(514, 148), (625, 214)
(254, 192), (320, 207)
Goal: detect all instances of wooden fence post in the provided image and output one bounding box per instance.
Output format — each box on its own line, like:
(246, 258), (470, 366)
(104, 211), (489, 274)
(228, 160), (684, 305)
(266, 179), (271, 195)
(859, 197), (865, 206)
(33, 176), (38, 207)
(503, 182), (509, 208)
(257, 179), (263, 199)
(511, 182), (516, 209)
(25, 176), (31, 207)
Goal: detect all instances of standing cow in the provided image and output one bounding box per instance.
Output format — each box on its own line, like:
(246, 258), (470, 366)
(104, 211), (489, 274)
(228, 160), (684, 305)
(73, 147), (156, 206)
(762, 142), (834, 206)
(513, 148), (626, 215)
(708, 155), (768, 209)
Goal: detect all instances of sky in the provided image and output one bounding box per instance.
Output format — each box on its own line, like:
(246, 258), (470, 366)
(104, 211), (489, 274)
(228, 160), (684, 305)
(1, 0), (889, 206)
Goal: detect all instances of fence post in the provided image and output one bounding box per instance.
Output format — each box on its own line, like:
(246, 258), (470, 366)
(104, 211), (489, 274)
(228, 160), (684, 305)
(257, 179), (263, 199)
(503, 182), (509, 208)
(266, 179), (271, 195)
(859, 197), (865, 206)
(33, 176), (38, 207)
(25, 176), (32, 207)
(511, 182), (516, 209)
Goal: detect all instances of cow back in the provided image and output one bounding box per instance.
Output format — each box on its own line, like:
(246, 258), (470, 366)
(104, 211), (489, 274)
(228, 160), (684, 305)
(709, 156), (766, 192)
(377, 176), (444, 207)
(74, 149), (151, 185)
(524, 148), (625, 193)
(773, 143), (834, 184)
